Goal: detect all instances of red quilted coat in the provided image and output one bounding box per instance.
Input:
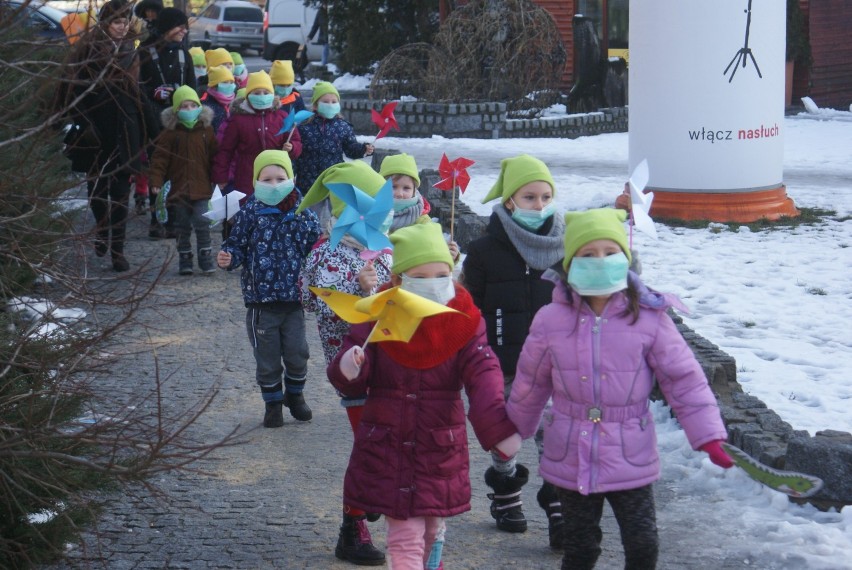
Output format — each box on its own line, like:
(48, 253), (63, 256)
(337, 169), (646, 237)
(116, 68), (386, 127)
(328, 284), (518, 520)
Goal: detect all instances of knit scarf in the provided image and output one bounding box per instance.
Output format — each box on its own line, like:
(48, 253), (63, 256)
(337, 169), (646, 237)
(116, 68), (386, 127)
(389, 192), (425, 233)
(378, 283), (481, 370)
(494, 204), (565, 271)
(207, 87), (235, 110)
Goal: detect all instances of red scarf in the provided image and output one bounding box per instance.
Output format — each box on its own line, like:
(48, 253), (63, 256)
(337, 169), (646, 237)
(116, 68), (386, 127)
(378, 283), (481, 369)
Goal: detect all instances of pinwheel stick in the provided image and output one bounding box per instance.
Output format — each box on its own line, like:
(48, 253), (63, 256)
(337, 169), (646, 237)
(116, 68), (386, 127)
(286, 127), (297, 144)
(361, 321), (380, 350)
(449, 183), (457, 241)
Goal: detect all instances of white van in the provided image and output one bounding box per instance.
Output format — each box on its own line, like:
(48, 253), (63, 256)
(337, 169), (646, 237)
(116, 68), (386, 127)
(262, 0), (321, 62)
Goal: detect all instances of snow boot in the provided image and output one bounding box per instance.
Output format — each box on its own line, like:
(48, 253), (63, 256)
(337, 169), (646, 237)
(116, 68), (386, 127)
(537, 481), (566, 550)
(283, 391), (312, 422)
(485, 463), (529, 533)
(197, 247), (215, 274)
(263, 401), (284, 428)
(335, 514), (385, 566)
(178, 251), (193, 275)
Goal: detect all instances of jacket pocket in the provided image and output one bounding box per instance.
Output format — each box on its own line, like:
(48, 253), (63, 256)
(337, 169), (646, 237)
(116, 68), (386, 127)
(353, 423), (392, 474)
(542, 413), (577, 464)
(620, 413), (658, 467)
(425, 425), (467, 479)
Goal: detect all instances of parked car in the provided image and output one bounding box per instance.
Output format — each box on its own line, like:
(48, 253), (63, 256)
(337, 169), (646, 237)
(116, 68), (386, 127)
(189, 0), (263, 54)
(1, 0), (68, 42)
(262, 0), (321, 62)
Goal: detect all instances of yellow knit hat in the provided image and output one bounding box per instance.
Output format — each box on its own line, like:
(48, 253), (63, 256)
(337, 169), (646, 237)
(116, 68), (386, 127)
(269, 60), (295, 85)
(379, 153), (420, 187)
(390, 222), (454, 275)
(297, 161), (387, 218)
(206, 65), (234, 87)
(245, 70), (274, 94)
(252, 150), (293, 187)
(189, 46), (204, 59)
(205, 48), (233, 69)
(562, 208), (631, 270)
(481, 154), (556, 204)
(311, 81), (340, 105)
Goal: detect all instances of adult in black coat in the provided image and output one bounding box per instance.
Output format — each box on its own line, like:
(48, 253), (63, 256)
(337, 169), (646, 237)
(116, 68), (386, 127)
(137, 7), (195, 112)
(62, 0), (160, 271)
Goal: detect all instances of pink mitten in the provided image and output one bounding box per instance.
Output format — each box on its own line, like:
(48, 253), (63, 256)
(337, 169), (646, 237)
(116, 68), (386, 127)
(700, 440), (734, 469)
(493, 433), (522, 460)
(340, 346), (364, 381)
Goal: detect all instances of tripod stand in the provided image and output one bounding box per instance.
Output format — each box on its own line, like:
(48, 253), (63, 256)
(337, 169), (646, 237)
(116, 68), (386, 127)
(724, 0), (762, 82)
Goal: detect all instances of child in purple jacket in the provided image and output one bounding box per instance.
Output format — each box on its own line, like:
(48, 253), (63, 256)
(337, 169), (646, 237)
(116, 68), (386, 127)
(506, 208), (733, 569)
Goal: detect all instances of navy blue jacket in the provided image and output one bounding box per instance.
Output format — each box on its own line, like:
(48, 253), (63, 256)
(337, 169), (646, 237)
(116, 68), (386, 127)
(294, 116), (367, 194)
(222, 195), (320, 307)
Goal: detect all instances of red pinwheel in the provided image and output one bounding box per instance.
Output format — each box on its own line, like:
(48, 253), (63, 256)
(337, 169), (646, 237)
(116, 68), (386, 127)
(371, 102), (399, 142)
(433, 153), (475, 240)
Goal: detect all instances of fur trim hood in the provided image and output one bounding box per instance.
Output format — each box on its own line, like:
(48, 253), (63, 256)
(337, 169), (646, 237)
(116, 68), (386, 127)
(159, 105), (214, 130)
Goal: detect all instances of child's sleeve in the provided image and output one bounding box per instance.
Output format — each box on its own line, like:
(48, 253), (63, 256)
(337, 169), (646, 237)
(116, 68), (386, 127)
(287, 122), (303, 160)
(146, 132), (172, 189)
(506, 312), (554, 439)
(221, 209), (249, 269)
(207, 127), (219, 170)
(299, 249), (320, 312)
(339, 121), (367, 159)
(327, 323), (374, 395)
(299, 210), (321, 257)
(211, 119), (238, 184)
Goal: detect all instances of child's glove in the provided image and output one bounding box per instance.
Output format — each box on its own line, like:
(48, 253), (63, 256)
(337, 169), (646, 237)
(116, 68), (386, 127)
(340, 345), (364, 381)
(493, 433), (522, 460)
(153, 85), (174, 103)
(699, 440), (734, 469)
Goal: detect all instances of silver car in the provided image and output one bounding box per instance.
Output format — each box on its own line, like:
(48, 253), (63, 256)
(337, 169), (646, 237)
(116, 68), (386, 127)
(189, 0), (263, 55)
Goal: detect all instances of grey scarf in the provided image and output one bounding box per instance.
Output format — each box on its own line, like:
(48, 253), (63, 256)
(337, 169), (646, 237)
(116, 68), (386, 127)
(390, 192), (425, 233)
(494, 204), (565, 271)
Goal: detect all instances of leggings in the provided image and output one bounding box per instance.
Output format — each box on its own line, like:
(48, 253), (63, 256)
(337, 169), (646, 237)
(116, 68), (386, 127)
(385, 515), (444, 570)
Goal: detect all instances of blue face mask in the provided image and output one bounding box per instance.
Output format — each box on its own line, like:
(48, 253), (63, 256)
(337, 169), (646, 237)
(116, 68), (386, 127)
(194, 66), (207, 78)
(378, 211), (394, 234)
(234, 64), (247, 76)
(248, 93), (275, 110)
(275, 85), (294, 97)
(254, 179), (295, 206)
(510, 200), (556, 231)
(393, 195), (419, 212)
(216, 82), (236, 95)
(567, 253), (629, 296)
(316, 101), (340, 119)
(176, 107), (202, 128)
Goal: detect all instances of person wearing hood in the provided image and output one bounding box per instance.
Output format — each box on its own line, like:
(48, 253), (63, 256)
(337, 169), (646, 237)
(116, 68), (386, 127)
(138, 7), (196, 111)
(200, 65), (236, 135)
(147, 86), (218, 275)
(461, 154), (567, 548)
(132, 0), (163, 43)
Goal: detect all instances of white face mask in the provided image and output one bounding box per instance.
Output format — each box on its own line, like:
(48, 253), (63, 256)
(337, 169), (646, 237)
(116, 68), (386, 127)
(400, 274), (456, 305)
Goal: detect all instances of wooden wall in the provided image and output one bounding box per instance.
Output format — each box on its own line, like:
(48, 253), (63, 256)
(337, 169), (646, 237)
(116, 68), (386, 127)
(798, 0), (852, 109)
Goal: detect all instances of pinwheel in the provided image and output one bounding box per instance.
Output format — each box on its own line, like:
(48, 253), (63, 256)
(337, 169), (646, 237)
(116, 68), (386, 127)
(203, 185), (246, 238)
(371, 101), (399, 144)
(276, 109), (314, 143)
(155, 181), (171, 224)
(433, 153), (475, 241)
(626, 159), (657, 244)
(326, 179), (394, 251)
(309, 286), (464, 348)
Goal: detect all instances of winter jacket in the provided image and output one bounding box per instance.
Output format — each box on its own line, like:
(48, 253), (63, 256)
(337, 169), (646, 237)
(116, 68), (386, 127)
(328, 285), (518, 519)
(147, 106), (217, 204)
(222, 194), (320, 307)
(212, 98), (303, 195)
(293, 116), (368, 195)
(279, 89), (306, 115)
(200, 90), (231, 135)
(462, 212), (561, 377)
(506, 274), (728, 496)
(137, 37), (196, 113)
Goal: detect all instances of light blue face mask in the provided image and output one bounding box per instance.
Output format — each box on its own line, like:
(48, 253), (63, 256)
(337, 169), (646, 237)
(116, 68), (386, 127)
(176, 107), (202, 128)
(254, 179), (295, 206)
(234, 64), (247, 76)
(567, 253), (629, 296)
(248, 93), (275, 110)
(316, 101), (341, 119)
(393, 196), (419, 212)
(274, 85), (294, 98)
(510, 200), (556, 231)
(378, 210), (394, 234)
(194, 66), (207, 78)
(216, 82), (236, 95)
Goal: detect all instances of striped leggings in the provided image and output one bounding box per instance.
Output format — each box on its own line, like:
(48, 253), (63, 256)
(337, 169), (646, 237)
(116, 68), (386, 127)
(556, 484), (658, 570)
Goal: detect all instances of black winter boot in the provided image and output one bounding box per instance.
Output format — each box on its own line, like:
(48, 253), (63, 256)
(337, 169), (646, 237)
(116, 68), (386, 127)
(537, 481), (566, 550)
(263, 401), (284, 428)
(335, 514), (385, 566)
(283, 391), (312, 421)
(178, 251), (193, 275)
(197, 248), (215, 274)
(485, 463), (529, 533)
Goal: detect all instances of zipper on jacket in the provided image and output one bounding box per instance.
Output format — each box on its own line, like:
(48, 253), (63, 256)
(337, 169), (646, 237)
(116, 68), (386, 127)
(590, 314), (603, 492)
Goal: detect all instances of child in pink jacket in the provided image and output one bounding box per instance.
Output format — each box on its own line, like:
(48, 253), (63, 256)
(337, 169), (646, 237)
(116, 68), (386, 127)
(506, 208), (733, 569)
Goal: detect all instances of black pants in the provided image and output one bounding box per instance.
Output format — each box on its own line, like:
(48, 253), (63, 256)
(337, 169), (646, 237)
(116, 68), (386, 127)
(88, 166), (131, 255)
(557, 484), (658, 570)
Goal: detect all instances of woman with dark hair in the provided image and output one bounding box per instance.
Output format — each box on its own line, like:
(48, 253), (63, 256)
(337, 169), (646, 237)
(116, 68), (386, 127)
(63, 0), (159, 271)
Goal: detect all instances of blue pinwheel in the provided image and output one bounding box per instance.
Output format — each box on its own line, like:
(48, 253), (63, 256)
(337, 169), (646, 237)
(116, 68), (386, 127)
(276, 110), (315, 142)
(326, 180), (393, 252)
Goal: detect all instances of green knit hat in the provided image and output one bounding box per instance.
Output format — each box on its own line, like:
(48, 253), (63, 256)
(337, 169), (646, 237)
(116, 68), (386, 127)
(562, 208), (631, 270)
(253, 150), (293, 187)
(379, 153), (420, 187)
(390, 222), (454, 275)
(191, 51), (206, 67)
(296, 161), (387, 218)
(229, 52), (244, 65)
(171, 85), (201, 112)
(481, 154), (556, 204)
(311, 81), (340, 105)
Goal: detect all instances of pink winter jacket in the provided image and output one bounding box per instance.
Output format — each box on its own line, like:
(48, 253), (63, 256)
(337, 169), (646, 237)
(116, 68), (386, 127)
(506, 275), (727, 496)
